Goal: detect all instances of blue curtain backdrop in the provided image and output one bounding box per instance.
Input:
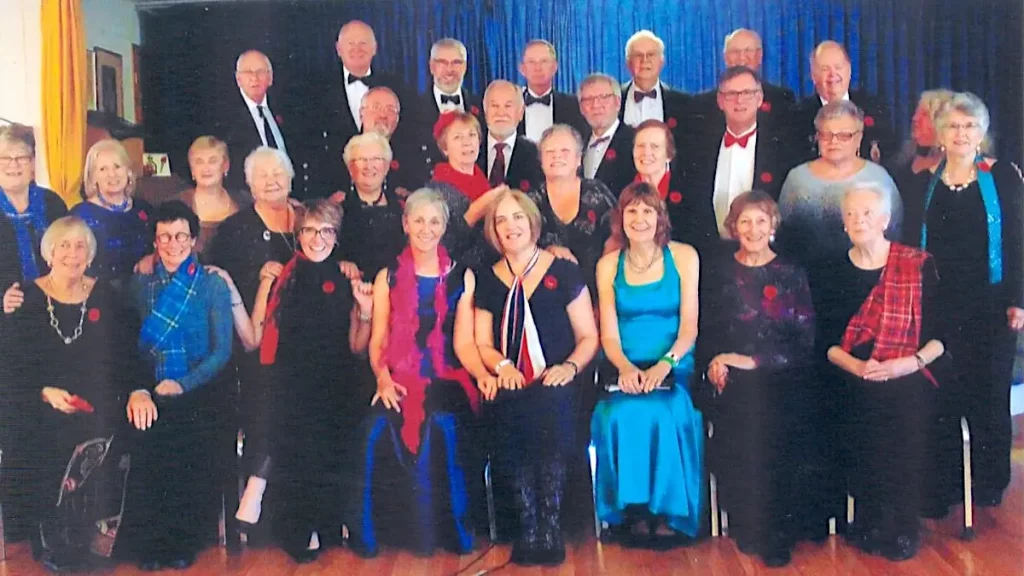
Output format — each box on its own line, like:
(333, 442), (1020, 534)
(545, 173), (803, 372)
(138, 0), (1023, 169)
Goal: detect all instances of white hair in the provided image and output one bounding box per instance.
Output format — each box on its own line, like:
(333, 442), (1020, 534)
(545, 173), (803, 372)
(235, 50), (273, 73)
(483, 79), (525, 109)
(404, 188), (451, 227)
(342, 132), (394, 165)
(430, 38), (467, 62)
(577, 73), (622, 100)
(723, 28), (762, 53)
(244, 146), (294, 185)
(625, 30), (665, 59)
(934, 91), (991, 137)
(843, 182), (893, 217)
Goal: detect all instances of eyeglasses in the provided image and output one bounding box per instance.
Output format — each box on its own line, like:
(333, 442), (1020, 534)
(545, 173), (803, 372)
(362, 104), (400, 115)
(725, 47), (761, 58)
(718, 89), (762, 101)
(156, 232), (192, 244)
(580, 93), (616, 107)
(299, 226), (337, 240)
(431, 58), (466, 68)
(0, 155), (32, 167)
(628, 50), (661, 62)
(816, 130), (862, 143)
(236, 69), (270, 79)
(351, 156), (387, 166)
(945, 122), (980, 132)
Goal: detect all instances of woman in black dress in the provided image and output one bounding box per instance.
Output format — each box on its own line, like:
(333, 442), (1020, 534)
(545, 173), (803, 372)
(0, 216), (145, 572)
(823, 184), (946, 562)
(902, 92), (1024, 509)
(474, 190), (599, 566)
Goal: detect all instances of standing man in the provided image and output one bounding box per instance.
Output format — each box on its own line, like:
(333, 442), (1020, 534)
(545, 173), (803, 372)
(619, 30), (693, 139)
(791, 40), (896, 164)
(480, 80), (543, 193)
(516, 39), (587, 142)
(577, 73), (636, 197)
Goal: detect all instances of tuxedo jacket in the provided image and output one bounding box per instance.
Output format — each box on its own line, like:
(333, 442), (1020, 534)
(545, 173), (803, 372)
(477, 133), (544, 194)
(791, 89), (897, 166)
(692, 80), (795, 131)
(311, 66), (408, 199)
(685, 121), (793, 203)
(618, 80), (696, 149)
(590, 123), (637, 197)
(517, 90), (589, 140)
(211, 91), (293, 194)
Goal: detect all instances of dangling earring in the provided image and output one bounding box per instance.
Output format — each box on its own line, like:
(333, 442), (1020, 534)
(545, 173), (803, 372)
(939, 145), (946, 153)
(769, 233), (775, 244)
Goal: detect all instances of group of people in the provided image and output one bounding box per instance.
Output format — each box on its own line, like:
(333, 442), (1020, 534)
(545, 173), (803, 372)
(0, 19), (1021, 573)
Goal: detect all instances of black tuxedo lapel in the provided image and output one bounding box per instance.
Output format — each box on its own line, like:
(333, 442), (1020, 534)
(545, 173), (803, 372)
(593, 123), (636, 196)
(505, 136), (542, 193)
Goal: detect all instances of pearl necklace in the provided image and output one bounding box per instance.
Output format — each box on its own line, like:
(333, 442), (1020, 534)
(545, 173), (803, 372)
(942, 166), (977, 192)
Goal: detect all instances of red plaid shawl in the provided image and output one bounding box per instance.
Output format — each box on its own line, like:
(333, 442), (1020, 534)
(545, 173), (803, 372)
(840, 243), (938, 386)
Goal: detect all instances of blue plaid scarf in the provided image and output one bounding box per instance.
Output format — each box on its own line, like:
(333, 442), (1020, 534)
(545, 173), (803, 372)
(0, 183), (50, 281)
(138, 254), (204, 382)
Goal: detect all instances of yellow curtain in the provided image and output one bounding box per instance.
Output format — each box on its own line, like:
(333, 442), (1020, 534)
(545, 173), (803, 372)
(40, 0), (87, 206)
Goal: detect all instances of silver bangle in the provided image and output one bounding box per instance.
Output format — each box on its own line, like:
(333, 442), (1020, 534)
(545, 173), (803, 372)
(494, 359), (512, 373)
(358, 311), (372, 323)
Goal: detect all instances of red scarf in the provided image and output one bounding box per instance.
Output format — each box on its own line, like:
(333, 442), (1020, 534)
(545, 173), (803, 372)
(259, 251), (306, 366)
(385, 246), (480, 453)
(840, 243), (937, 386)
(634, 170), (671, 200)
(433, 162), (491, 201)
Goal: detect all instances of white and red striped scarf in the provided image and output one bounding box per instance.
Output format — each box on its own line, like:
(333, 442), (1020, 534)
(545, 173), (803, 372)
(500, 249), (547, 382)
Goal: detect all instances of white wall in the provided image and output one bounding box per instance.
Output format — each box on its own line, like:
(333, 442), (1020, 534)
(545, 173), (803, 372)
(0, 0), (47, 187)
(83, 0), (141, 124)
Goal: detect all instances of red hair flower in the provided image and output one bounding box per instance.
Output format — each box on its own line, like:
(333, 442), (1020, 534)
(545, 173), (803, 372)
(519, 180), (531, 191)
(390, 159), (400, 171)
(87, 308), (101, 323)
(432, 111), (460, 142)
(760, 172), (773, 184)
(763, 285), (778, 300)
(864, 116), (875, 127)
(977, 160), (992, 173)
(470, 105), (481, 116)
(587, 209), (597, 225)
(760, 101), (772, 113)
(605, 148), (617, 162)
(275, 114), (284, 125)
(138, 210), (148, 222)
(543, 275), (558, 290)
(666, 117), (678, 129)
(322, 280), (336, 294)
(187, 262), (197, 275)
(668, 191), (683, 204)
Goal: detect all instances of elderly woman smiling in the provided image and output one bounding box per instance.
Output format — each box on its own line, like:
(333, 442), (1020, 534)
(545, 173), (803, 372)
(821, 184), (945, 562)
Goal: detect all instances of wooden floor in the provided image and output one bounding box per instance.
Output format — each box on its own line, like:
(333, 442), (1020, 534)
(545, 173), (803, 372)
(4, 420), (1023, 576)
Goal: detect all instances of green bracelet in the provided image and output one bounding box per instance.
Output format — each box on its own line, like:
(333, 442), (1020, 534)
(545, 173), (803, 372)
(659, 354), (679, 367)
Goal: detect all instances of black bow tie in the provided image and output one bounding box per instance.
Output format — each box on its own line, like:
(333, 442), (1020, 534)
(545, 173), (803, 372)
(525, 92), (552, 106)
(633, 89), (657, 103)
(440, 93), (462, 106)
(348, 73), (372, 85)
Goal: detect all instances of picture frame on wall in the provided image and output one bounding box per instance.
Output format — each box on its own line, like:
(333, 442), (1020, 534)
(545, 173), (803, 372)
(132, 44), (143, 123)
(94, 47), (124, 119)
(86, 49), (97, 111)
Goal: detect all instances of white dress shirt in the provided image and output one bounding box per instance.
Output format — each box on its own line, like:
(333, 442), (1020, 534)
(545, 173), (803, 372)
(713, 125), (758, 237)
(819, 91), (851, 107)
(240, 88), (287, 155)
(584, 120), (619, 179)
(523, 89), (555, 143)
(434, 85), (466, 114)
(344, 65), (372, 130)
(623, 82), (664, 127)
(487, 132), (518, 179)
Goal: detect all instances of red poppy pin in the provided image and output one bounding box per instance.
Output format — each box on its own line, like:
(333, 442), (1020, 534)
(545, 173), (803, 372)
(390, 159), (400, 171)
(667, 117), (678, 129)
(863, 116), (875, 127)
(87, 308), (101, 323)
(668, 191), (683, 204)
(470, 105), (481, 116)
(763, 285), (778, 300)
(605, 148), (617, 162)
(275, 114), (284, 126)
(760, 101), (772, 113)
(519, 179), (530, 191)
(587, 209), (597, 225)
(138, 210), (148, 222)
(543, 275), (558, 290)
(322, 280), (336, 294)
(760, 172), (773, 184)
(977, 160), (992, 173)
(187, 262), (197, 275)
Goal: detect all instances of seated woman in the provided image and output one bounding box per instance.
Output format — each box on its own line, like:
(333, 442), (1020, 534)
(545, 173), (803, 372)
(704, 191), (815, 567)
(244, 199), (374, 562)
(824, 184), (945, 562)
(474, 190), (599, 566)
(352, 189), (490, 557)
(117, 200), (234, 571)
(590, 182), (704, 549)
(0, 217), (145, 572)
(70, 139), (153, 285)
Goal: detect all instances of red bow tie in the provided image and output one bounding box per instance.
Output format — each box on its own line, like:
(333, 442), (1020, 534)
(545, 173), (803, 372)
(724, 130), (756, 148)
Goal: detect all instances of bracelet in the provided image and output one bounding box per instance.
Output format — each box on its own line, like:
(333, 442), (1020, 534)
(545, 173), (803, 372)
(494, 359), (512, 373)
(658, 354), (679, 368)
(358, 311), (372, 323)
(564, 360), (579, 377)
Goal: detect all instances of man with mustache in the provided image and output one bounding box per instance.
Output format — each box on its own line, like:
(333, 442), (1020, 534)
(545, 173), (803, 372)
(516, 39), (587, 143)
(791, 41), (896, 164)
(480, 80), (543, 194)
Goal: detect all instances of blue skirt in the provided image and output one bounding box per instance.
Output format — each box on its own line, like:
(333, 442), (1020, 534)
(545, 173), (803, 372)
(590, 384), (704, 536)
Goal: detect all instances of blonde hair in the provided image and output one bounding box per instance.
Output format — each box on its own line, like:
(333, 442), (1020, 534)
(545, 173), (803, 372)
(483, 189), (542, 253)
(188, 135), (229, 162)
(40, 216), (97, 266)
(343, 132), (393, 165)
(83, 139), (135, 199)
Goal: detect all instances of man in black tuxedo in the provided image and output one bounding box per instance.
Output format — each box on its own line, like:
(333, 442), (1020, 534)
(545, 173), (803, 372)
(479, 80), (543, 193)
(314, 20), (406, 199)
(618, 30), (694, 146)
(687, 66), (794, 246)
(516, 39), (587, 142)
(578, 73), (636, 197)
(214, 50), (290, 193)
(791, 40), (896, 165)
(693, 29), (795, 129)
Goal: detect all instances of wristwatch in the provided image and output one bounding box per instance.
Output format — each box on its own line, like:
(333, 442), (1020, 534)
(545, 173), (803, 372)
(660, 351), (681, 367)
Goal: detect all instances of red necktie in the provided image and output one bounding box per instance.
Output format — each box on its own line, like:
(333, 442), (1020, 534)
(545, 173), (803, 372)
(724, 129), (756, 148)
(490, 143), (507, 187)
